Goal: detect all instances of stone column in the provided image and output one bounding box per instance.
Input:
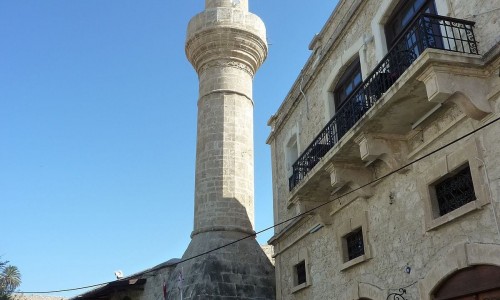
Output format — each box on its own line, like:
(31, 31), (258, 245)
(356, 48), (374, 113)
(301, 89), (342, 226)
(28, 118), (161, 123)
(187, 0), (266, 237)
(167, 1), (275, 299)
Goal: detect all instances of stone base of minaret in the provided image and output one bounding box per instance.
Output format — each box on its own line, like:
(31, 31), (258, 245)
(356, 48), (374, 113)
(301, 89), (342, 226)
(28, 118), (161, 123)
(167, 231), (275, 299)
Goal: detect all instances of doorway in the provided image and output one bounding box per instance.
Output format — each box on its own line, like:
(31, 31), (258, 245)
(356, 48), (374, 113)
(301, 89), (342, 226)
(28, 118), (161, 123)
(433, 265), (500, 300)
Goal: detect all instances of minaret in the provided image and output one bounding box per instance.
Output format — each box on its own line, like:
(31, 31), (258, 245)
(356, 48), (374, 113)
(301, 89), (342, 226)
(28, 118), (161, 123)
(167, 0), (275, 298)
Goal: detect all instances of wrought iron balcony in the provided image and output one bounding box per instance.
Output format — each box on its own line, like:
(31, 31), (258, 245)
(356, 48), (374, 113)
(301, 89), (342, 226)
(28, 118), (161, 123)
(289, 12), (478, 191)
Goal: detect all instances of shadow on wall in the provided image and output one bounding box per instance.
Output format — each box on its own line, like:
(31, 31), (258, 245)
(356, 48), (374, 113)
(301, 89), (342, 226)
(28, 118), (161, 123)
(167, 197), (276, 300)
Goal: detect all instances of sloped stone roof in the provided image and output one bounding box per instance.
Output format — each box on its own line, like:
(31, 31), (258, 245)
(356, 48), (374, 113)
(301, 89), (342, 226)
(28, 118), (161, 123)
(14, 294), (66, 300)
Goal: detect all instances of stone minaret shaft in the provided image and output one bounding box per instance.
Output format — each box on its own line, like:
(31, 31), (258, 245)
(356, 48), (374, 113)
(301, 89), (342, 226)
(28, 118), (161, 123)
(166, 1), (275, 299)
(186, 0), (268, 237)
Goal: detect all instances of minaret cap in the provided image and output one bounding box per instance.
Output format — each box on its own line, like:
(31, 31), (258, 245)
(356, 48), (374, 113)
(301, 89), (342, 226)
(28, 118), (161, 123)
(205, 0), (248, 11)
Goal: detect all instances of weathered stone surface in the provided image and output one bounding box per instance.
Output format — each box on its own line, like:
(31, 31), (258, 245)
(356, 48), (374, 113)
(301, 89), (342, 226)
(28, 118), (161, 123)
(267, 0), (500, 299)
(166, 0), (275, 298)
(167, 231), (275, 299)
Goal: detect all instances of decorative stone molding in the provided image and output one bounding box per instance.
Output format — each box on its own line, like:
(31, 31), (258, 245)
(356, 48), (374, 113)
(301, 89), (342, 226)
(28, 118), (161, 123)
(407, 103), (466, 159)
(346, 281), (385, 300)
(198, 59), (255, 77)
(358, 282), (386, 300)
(337, 211), (372, 271)
(290, 247), (312, 293)
(417, 66), (492, 120)
(418, 243), (500, 300)
(325, 163), (374, 198)
(418, 138), (489, 231)
(186, 27), (268, 77)
(323, 35), (371, 121)
(354, 133), (409, 173)
(290, 195), (333, 225)
(205, 0), (249, 11)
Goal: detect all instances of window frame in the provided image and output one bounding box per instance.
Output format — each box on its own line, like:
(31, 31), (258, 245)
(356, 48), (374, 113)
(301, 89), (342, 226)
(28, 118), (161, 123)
(333, 58), (363, 110)
(384, 0), (438, 47)
(338, 211), (372, 271)
(345, 228), (365, 261)
(290, 248), (311, 293)
(294, 261), (307, 286)
(420, 139), (489, 231)
(431, 164), (476, 216)
(285, 134), (299, 178)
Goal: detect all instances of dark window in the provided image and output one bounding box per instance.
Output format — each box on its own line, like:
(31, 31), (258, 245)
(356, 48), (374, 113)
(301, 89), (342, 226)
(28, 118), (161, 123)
(385, 0), (437, 47)
(434, 165), (476, 216)
(295, 261), (306, 285)
(334, 59), (362, 109)
(345, 228), (365, 261)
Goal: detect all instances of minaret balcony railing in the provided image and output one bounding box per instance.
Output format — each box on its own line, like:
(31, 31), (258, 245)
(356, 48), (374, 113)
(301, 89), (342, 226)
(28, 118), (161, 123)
(289, 12), (478, 191)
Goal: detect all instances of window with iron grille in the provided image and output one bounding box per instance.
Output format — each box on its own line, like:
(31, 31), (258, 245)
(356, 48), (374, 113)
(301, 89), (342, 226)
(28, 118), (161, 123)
(294, 261), (307, 286)
(434, 165), (476, 216)
(345, 228), (365, 261)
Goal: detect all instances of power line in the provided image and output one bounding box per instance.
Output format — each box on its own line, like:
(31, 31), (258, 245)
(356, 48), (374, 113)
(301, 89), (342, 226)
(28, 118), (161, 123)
(19, 115), (500, 295)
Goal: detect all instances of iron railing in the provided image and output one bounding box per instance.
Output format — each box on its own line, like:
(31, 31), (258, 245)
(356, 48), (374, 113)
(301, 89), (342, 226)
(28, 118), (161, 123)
(288, 12), (478, 191)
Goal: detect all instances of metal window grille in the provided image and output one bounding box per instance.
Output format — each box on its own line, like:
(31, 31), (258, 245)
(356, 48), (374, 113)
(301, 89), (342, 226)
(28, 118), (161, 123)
(346, 229), (365, 261)
(435, 165), (476, 216)
(295, 261), (307, 285)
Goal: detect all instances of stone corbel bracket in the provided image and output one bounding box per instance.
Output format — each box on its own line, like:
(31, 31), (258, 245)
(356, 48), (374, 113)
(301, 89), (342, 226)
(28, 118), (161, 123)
(290, 196), (333, 225)
(354, 133), (409, 174)
(417, 65), (492, 120)
(325, 163), (374, 199)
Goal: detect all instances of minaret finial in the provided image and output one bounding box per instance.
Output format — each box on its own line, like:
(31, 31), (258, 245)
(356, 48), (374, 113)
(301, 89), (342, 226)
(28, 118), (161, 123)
(205, 0), (248, 11)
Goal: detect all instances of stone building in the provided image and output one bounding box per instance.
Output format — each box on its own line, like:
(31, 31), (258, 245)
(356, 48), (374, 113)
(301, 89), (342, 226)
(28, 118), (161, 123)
(266, 0), (500, 299)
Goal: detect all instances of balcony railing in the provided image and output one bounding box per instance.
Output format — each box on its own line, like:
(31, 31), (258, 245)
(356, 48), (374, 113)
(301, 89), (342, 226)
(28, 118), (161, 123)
(289, 13), (478, 191)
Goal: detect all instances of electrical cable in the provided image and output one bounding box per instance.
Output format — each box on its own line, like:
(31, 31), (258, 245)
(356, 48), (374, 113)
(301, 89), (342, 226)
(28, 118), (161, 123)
(18, 115), (500, 295)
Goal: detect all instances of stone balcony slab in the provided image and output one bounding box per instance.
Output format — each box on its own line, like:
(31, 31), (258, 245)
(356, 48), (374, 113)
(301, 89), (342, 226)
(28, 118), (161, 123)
(287, 49), (487, 207)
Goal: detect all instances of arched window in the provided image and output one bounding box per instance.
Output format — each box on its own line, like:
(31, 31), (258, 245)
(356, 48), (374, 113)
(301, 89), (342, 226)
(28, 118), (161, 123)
(331, 57), (364, 140)
(333, 58), (362, 110)
(385, 0), (437, 47)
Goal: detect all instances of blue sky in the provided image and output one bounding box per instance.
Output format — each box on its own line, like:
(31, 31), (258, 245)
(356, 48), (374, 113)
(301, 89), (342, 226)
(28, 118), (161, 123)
(0, 0), (338, 296)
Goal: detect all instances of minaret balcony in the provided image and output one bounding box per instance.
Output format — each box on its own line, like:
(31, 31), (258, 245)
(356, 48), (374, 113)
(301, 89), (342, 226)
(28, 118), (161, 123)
(287, 13), (487, 204)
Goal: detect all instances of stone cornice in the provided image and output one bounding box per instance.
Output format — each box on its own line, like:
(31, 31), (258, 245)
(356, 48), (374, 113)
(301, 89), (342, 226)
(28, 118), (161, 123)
(266, 0), (364, 143)
(267, 215), (309, 246)
(186, 26), (267, 77)
(199, 59), (254, 77)
(185, 7), (267, 77)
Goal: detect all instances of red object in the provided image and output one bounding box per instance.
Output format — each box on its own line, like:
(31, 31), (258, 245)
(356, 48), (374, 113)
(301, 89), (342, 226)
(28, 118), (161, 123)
(163, 280), (167, 299)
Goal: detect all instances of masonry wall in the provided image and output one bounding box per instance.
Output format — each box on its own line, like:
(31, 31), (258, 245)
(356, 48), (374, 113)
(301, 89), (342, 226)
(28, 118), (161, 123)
(268, 0), (500, 299)
(270, 0), (500, 230)
(272, 112), (500, 299)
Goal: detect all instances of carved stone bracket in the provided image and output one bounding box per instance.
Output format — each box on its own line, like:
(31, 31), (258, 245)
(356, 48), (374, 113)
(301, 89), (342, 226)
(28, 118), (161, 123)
(417, 65), (492, 120)
(325, 163), (374, 199)
(290, 196), (333, 225)
(354, 133), (409, 173)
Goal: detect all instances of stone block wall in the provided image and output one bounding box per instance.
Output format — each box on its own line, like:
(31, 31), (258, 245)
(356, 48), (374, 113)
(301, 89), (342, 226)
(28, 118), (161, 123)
(272, 109), (500, 300)
(269, 0), (500, 237)
(268, 0), (500, 299)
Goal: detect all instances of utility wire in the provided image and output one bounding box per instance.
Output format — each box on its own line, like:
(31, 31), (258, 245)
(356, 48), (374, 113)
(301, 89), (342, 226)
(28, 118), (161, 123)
(19, 116), (500, 295)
